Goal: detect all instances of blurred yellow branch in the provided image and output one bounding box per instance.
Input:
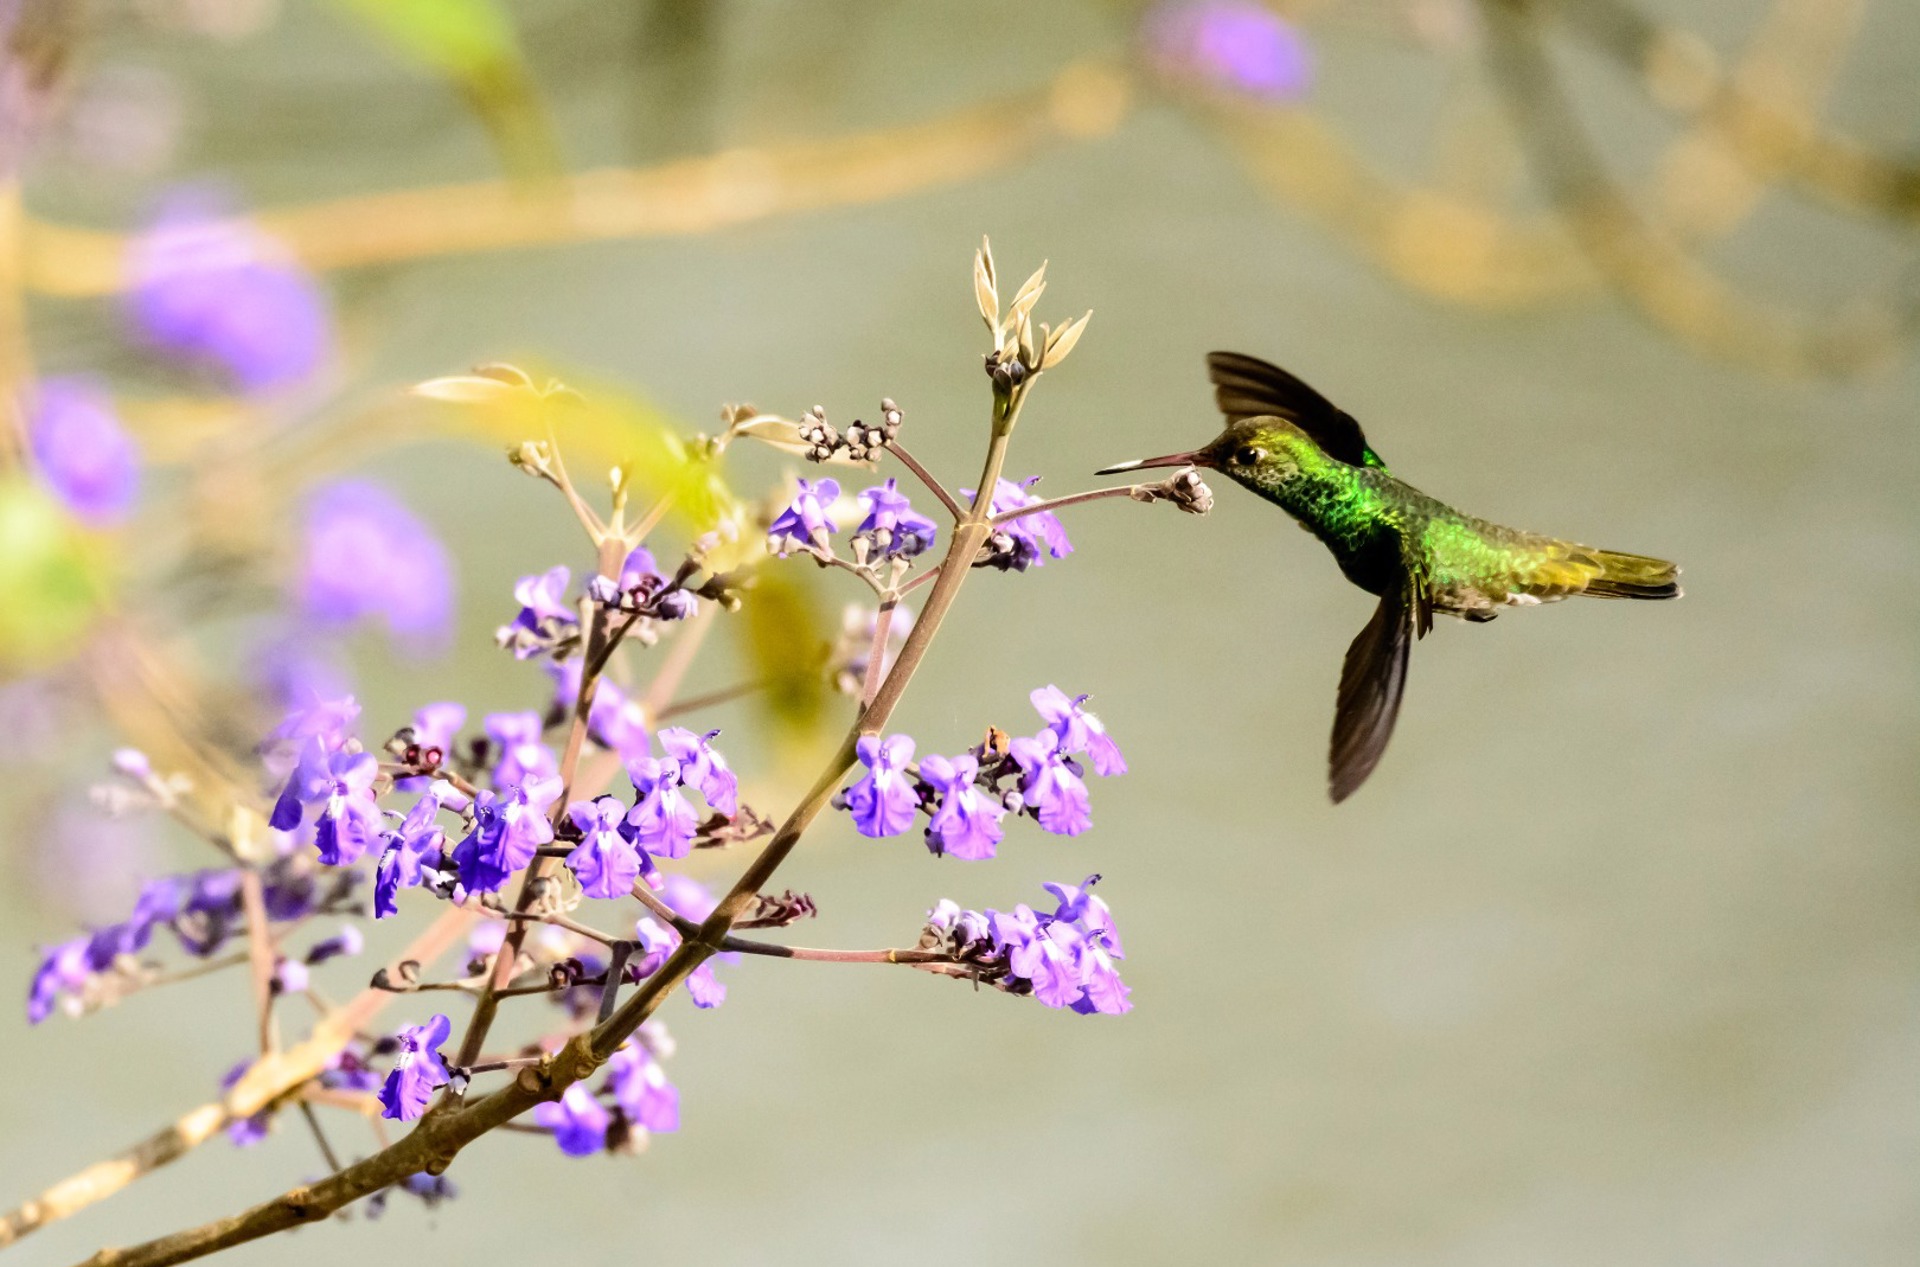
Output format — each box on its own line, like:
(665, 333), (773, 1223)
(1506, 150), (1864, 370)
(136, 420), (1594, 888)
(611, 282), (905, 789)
(19, 58), (1133, 299)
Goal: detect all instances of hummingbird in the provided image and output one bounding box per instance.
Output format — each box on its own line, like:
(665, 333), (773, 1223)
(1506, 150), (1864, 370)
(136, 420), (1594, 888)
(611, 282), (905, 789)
(1098, 352), (1681, 803)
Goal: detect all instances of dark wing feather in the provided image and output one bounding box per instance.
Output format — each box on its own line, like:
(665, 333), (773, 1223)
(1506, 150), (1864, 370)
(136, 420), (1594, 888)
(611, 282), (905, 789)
(1328, 561), (1429, 803)
(1207, 351), (1386, 470)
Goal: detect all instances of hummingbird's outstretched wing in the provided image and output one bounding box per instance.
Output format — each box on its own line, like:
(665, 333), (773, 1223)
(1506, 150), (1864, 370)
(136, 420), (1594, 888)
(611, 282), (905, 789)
(1207, 351), (1388, 471)
(1329, 559), (1432, 803)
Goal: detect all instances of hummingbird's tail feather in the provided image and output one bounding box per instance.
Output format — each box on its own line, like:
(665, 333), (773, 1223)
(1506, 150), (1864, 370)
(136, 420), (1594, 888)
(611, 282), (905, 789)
(1583, 550), (1683, 600)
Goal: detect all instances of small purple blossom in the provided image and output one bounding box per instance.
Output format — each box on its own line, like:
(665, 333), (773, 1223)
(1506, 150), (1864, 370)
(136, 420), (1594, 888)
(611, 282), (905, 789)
(221, 1060), (273, 1146)
(658, 727), (737, 818)
(843, 734), (919, 838)
(300, 481), (455, 651)
(1142, 1), (1314, 101)
(966, 477), (1073, 569)
(378, 1014), (452, 1122)
(508, 566), (576, 656)
(450, 777), (562, 895)
(305, 925), (364, 964)
(485, 711), (557, 790)
(920, 753), (1004, 860)
(767, 477), (840, 556)
(26, 938), (90, 1023)
(548, 659), (652, 765)
(366, 1171), (458, 1218)
(376, 788), (450, 918)
(1031, 685), (1127, 776)
(1010, 731), (1092, 836)
(412, 702), (465, 754)
(606, 1044), (679, 1132)
(533, 1083), (609, 1156)
(624, 757), (699, 861)
(28, 378), (140, 526)
(567, 796), (652, 899)
(309, 750), (382, 866)
(930, 879), (1130, 1015)
(854, 479), (939, 558)
(125, 194), (330, 392)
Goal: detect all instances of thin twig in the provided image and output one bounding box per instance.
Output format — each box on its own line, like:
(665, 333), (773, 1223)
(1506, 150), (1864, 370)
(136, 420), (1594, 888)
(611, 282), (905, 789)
(236, 871), (277, 1056)
(990, 482), (1143, 527)
(641, 604), (715, 718)
(295, 1104), (342, 1175)
(884, 440), (966, 521)
(653, 679), (766, 722)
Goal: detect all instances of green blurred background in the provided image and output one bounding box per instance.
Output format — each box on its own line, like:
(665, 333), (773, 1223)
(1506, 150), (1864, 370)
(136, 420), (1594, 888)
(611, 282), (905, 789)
(3, 1), (1916, 1264)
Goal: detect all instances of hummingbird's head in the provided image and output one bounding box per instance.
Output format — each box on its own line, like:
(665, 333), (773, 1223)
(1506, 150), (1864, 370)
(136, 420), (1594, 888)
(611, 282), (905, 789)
(1097, 416), (1313, 495)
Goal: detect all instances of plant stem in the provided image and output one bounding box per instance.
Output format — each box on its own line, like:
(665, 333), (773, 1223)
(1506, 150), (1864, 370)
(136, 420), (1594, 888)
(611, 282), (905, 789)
(885, 439), (965, 521)
(990, 482), (1145, 526)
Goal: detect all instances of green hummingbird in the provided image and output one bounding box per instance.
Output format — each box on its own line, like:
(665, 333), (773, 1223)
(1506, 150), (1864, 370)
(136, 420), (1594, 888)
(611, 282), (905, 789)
(1098, 352), (1681, 803)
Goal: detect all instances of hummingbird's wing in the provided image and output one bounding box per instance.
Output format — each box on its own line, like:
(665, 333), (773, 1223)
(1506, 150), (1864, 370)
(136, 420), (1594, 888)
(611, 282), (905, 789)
(1329, 559), (1432, 803)
(1207, 352), (1388, 470)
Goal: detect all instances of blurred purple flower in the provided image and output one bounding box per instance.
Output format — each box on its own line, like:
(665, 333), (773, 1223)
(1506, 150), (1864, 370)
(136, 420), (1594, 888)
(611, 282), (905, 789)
(300, 481), (454, 652)
(534, 1083), (609, 1157)
(606, 1045), (679, 1133)
(26, 937), (90, 1023)
(485, 711), (556, 790)
(1142, 1), (1314, 101)
(220, 1060), (272, 1146)
(377, 1013), (451, 1121)
(125, 194), (330, 392)
(27, 377), (138, 525)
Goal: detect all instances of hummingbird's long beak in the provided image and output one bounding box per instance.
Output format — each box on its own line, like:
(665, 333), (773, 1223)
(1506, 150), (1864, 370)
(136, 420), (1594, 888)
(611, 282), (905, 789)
(1095, 450), (1207, 476)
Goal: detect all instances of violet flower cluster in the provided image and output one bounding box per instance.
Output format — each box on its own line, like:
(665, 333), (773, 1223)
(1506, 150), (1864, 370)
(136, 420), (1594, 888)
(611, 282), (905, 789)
(833, 684), (1125, 853)
(919, 876), (1130, 1014)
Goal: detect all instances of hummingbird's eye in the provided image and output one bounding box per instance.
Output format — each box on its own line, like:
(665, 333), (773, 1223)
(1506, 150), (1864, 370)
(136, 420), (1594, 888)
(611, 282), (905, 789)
(1233, 445), (1266, 466)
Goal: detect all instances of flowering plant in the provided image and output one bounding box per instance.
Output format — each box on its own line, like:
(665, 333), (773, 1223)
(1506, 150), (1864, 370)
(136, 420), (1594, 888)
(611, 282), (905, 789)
(8, 243), (1211, 1265)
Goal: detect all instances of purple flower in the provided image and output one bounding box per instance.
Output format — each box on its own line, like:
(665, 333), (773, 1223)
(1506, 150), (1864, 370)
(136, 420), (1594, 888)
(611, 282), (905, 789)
(173, 869), (244, 956)
(1031, 685), (1127, 776)
(309, 750), (382, 866)
(606, 1045), (679, 1132)
(366, 1170), (459, 1218)
(658, 727), (737, 818)
(485, 711), (557, 790)
(300, 481), (455, 651)
(546, 660), (652, 764)
(26, 938), (91, 1023)
(1011, 731), (1092, 836)
(1043, 875), (1125, 958)
(517, 566), (574, 623)
(450, 777), (562, 894)
(28, 378), (139, 525)
(843, 734), (920, 838)
(533, 1083), (609, 1156)
(413, 702), (465, 754)
(636, 882), (730, 1008)
(624, 757), (698, 860)
(321, 1047), (382, 1094)
(264, 694), (359, 789)
(378, 1013), (451, 1121)
(305, 925), (364, 964)
(375, 789), (449, 919)
(855, 479), (939, 558)
(767, 478), (840, 557)
(1142, 1), (1314, 101)
(221, 1060), (272, 1146)
(125, 194), (330, 392)
(966, 477), (1073, 570)
(567, 797), (652, 899)
(920, 753), (1004, 860)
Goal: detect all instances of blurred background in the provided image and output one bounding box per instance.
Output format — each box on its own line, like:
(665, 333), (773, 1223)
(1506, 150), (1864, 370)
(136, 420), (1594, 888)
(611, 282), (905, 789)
(2, 0), (1916, 1263)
